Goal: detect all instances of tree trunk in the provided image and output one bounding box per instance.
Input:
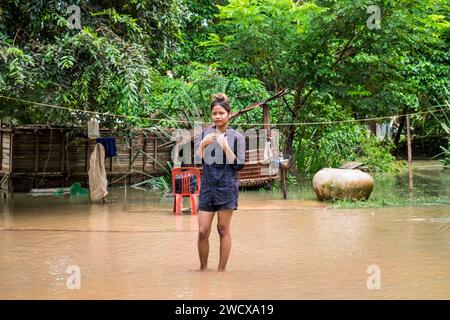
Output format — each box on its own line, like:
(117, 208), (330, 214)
(282, 80), (311, 167)
(283, 124), (296, 158)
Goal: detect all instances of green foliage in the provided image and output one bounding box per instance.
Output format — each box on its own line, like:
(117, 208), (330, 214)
(209, 0), (410, 102)
(170, 0), (229, 76)
(205, 0), (450, 164)
(0, 0), (448, 178)
(291, 95), (399, 175)
(434, 100), (450, 168)
(266, 172), (298, 193)
(148, 63), (270, 129)
(147, 176), (170, 191)
(428, 93), (450, 168)
(0, 0), (185, 127)
(357, 136), (402, 173)
(295, 123), (362, 175)
(439, 145), (450, 168)
(294, 122), (399, 175)
(332, 196), (450, 209)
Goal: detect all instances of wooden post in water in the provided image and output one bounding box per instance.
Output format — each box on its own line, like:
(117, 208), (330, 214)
(406, 114), (413, 198)
(280, 165), (287, 199)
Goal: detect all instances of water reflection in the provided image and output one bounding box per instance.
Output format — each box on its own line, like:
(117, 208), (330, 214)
(0, 161), (449, 299)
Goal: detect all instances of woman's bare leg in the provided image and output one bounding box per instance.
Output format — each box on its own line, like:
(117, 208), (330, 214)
(217, 209), (233, 271)
(198, 210), (215, 270)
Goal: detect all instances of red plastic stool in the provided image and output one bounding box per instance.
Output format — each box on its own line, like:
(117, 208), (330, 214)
(172, 167), (201, 215)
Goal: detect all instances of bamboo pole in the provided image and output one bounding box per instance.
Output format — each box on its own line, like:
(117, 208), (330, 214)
(406, 114), (413, 198)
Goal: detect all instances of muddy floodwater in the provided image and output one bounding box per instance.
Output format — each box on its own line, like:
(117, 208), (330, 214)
(1, 161), (449, 299)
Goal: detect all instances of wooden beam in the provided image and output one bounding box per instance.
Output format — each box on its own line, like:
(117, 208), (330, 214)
(10, 130), (14, 173)
(229, 89), (289, 120)
(128, 139), (132, 185)
(143, 137), (147, 173)
(280, 165), (287, 199)
(156, 89), (289, 150)
(154, 136), (157, 172)
(9, 131), (14, 194)
(128, 139), (133, 170)
(406, 114), (413, 198)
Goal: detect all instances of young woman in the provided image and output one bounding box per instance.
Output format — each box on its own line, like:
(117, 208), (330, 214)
(195, 93), (245, 272)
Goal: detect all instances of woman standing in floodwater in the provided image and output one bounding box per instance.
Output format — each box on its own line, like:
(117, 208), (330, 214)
(195, 93), (245, 271)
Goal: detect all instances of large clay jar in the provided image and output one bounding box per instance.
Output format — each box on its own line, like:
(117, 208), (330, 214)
(312, 168), (374, 201)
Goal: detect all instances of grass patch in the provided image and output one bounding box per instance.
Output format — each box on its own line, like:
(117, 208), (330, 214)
(331, 196), (450, 209)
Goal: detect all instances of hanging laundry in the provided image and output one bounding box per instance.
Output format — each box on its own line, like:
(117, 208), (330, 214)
(263, 139), (273, 164)
(96, 137), (117, 158)
(89, 143), (108, 201)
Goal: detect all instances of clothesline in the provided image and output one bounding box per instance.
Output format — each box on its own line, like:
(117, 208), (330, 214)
(1, 94), (449, 127)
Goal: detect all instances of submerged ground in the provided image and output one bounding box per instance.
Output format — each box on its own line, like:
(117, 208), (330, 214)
(1, 161), (449, 299)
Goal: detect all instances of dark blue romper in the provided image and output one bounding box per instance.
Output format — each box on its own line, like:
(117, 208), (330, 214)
(195, 126), (246, 212)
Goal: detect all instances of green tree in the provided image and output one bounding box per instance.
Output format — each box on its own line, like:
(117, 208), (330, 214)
(0, 0), (185, 127)
(202, 0), (450, 161)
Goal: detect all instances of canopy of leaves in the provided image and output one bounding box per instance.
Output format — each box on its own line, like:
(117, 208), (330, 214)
(0, 0), (448, 175)
(204, 0), (449, 116)
(0, 0), (185, 127)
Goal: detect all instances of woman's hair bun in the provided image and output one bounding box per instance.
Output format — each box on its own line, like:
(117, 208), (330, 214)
(210, 92), (231, 113)
(212, 93), (229, 103)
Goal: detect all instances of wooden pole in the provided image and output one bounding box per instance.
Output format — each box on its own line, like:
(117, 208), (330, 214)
(9, 130), (14, 197)
(142, 137), (147, 174)
(406, 114), (413, 198)
(128, 139), (132, 186)
(280, 165), (287, 199)
(154, 136), (158, 172)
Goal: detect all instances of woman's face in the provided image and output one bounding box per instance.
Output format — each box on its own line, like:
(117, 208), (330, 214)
(211, 105), (229, 127)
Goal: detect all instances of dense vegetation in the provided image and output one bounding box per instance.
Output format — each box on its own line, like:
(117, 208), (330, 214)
(1, 0), (449, 175)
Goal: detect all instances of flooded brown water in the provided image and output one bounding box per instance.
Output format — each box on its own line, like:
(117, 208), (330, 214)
(1, 161), (450, 299)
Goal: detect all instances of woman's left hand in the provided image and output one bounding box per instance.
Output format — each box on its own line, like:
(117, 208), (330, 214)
(216, 133), (228, 150)
(217, 134), (236, 162)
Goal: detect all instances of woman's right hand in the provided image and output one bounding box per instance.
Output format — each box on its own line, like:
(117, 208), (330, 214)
(200, 133), (217, 148)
